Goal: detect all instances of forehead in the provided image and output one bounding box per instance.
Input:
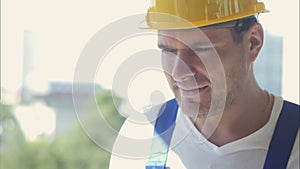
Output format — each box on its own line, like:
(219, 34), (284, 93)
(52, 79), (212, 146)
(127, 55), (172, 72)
(157, 28), (232, 48)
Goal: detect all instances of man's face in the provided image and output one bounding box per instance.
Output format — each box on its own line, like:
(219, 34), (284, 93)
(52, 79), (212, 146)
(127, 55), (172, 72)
(158, 28), (250, 118)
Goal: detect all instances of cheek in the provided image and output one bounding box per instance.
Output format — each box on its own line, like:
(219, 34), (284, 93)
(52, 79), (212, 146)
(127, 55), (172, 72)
(222, 56), (248, 96)
(216, 46), (246, 73)
(213, 47), (247, 89)
(161, 56), (174, 84)
(164, 73), (179, 98)
(163, 72), (172, 82)
(161, 54), (175, 76)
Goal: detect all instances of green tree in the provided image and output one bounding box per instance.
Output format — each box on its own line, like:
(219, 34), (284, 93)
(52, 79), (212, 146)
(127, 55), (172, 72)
(0, 90), (125, 169)
(49, 90), (125, 169)
(0, 102), (25, 169)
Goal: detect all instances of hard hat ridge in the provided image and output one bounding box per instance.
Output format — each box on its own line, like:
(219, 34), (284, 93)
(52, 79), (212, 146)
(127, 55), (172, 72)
(141, 0), (268, 30)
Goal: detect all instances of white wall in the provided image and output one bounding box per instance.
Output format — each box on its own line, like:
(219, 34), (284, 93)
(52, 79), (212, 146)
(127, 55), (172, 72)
(2, 0), (299, 104)
(260, 0), (299, 103)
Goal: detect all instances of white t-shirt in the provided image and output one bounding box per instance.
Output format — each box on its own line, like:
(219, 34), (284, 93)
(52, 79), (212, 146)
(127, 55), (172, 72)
(110, 96), (299, 169)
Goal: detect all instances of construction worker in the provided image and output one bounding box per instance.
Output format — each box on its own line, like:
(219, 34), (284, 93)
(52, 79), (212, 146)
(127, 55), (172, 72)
(110, 0), (299, 169)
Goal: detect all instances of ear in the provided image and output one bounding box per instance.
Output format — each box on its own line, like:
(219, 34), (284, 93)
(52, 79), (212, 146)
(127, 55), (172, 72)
(243, 23), (264, 63)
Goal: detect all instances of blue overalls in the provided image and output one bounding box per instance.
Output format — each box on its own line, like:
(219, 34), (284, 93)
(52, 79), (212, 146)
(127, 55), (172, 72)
(146, 99), (299, 169)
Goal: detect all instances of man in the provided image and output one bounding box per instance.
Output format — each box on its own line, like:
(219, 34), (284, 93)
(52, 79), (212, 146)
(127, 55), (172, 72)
(110, 0), (299, 168)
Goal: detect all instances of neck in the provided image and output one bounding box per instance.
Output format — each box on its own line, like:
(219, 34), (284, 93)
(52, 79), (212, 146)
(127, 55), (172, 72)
(192, 80), (273, 146)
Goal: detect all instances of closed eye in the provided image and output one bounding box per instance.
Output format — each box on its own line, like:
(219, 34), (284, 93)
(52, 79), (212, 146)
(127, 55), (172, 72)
(158, 44), (177, 54)
(162, 48), (177, 54)
(193, 46), (213, 53)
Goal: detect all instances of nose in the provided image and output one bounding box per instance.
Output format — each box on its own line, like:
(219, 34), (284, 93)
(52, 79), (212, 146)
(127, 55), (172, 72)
(171, 50), (196, 82)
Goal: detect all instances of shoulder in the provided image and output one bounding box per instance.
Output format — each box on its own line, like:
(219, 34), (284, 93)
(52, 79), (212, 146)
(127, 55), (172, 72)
(274, 95), (300, 110)
(282, 100), (300, 114)
(270, 96), (299, 121)
(272, 96), (299, 168)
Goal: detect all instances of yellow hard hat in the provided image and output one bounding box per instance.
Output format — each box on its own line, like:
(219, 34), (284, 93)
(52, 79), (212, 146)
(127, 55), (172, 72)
(141, 0), (269, 30)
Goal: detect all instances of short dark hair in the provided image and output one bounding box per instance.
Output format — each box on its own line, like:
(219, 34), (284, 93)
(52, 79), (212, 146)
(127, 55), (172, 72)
(199, 15), (258, 42)
(230, 16), (258, 42)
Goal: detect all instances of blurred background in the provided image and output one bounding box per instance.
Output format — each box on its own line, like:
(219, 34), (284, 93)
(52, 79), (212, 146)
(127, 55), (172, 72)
(1, 0), (299, 169)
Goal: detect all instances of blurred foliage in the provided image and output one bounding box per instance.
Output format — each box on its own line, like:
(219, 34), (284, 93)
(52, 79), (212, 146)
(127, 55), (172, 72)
(0, 102), (26, 169)
(0, 90), (125, 169)
(85, 90), (124, 132)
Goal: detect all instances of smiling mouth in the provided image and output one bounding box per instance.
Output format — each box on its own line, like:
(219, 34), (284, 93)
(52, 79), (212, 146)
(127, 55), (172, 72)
(178, 85), (209, 97)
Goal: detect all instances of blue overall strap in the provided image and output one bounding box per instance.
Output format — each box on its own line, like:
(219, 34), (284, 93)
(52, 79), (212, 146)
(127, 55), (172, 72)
(146, 99), (178, 169)
(263, 101), (300, 169)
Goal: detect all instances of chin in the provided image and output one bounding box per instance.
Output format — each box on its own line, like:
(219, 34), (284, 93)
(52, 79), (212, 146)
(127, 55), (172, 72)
(178, 98), (211, 119)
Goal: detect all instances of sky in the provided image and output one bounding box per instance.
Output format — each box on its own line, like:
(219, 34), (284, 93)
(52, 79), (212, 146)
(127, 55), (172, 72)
(1, 0), (299, 105)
